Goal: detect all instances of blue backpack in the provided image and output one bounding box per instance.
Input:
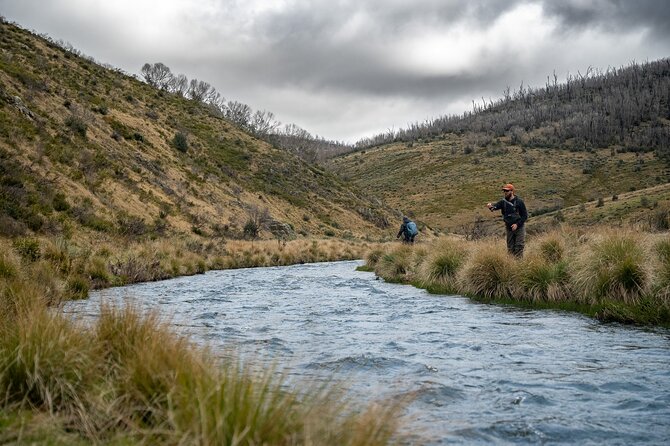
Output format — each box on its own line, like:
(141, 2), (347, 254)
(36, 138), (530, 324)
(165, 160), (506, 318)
(406, 221), (418, 236)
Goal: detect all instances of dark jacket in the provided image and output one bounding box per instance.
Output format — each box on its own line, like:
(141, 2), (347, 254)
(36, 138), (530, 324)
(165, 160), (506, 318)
(397, 217), (415, 239)
(490, 196), (528, 228)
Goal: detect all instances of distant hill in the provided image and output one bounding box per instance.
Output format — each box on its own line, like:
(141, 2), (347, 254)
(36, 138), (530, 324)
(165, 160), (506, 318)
(328, 59), (670, 235)
(0, 19), (394, 242)
(352, 58), (670, 156)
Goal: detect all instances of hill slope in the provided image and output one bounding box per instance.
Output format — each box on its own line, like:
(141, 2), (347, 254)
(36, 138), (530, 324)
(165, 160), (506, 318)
(0, 20), (393, 242)
(328, 58), (670, 235)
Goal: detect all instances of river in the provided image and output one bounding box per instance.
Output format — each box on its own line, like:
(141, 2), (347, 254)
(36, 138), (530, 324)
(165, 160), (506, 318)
(64, 260), (670, 445)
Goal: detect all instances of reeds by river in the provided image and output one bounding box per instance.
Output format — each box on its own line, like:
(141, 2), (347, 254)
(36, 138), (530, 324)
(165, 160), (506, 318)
(0, 235), (400, 444)
(367, 228), (670, 326)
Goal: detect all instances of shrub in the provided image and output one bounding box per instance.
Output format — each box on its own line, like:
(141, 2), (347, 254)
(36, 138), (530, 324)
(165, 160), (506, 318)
(65, 116), (87, 138)
(418, 239), (467, 292)
(375, 245), (413, 283)
(574, 233), (648, 304)
(458, 243), (517, 300)
(172, 132), (188, 153)
(52, 192), (70, 211)
(13, 238), (41, 262)
(243, 219), (259, 239)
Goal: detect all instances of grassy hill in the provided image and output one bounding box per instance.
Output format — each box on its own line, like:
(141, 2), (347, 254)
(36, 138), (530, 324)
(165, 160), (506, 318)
(0, 19), (393, 244)
(329, 84), (670, 236)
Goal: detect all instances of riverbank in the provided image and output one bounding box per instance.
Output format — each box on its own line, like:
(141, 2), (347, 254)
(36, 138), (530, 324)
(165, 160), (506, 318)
(364, 228), (670, 327)
(0, 235), (400, 444)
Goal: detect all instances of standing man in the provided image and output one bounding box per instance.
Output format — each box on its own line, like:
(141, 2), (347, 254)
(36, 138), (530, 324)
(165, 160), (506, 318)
(486, 183), (528, 257)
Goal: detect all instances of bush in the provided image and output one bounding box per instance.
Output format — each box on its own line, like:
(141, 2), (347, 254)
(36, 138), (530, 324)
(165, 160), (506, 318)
(172, 132), (188, 153)
(13, 238), (41, 262)
(243, 219), (259, 239)
(574, 233), (648, 304)
(65, 116), (87, 138)
(458, 243), (516, 300)
(418, 239), (467, 292)
(52, 192), (70, 212)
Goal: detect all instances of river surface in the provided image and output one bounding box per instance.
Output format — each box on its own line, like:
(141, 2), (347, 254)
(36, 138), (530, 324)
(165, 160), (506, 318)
(64, 260), (670, 445)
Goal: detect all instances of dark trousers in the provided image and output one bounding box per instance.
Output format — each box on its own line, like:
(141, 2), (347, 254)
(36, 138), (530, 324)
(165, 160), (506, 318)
(506, 225), (525, 257)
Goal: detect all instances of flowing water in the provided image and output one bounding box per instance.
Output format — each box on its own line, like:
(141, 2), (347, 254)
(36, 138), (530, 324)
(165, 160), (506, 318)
(64, 260), (670, 445)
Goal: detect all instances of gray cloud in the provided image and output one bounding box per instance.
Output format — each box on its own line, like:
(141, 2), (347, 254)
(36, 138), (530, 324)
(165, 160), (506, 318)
(543, 0), (670, 40)
(0, 0), (668, 142)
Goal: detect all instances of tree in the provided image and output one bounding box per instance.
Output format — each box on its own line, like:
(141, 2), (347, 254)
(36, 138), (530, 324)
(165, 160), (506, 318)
(141, 62), (173, 90)
(168, 73), (188, 96)
(187, 79), (217, 102)
(250, 110), (280, 136)
(224, 101), (252, 128)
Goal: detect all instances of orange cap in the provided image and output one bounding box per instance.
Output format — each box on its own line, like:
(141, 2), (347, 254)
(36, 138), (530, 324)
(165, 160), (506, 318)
(502, 183), (515, 192)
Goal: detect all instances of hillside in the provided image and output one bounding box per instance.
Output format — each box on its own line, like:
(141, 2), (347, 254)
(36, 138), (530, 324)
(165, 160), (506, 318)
(0, 19), (394, 243)
(329, 131), (670, 235)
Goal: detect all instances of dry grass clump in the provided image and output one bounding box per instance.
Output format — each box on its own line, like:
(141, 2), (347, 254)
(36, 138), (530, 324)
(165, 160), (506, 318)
(417, 238), (467, 293)
(651, 236), (670, 304)
(375, 245), (414, 283)
(517, 254), (572, 303)
(365, 247), (385, 269)
(0, 309), (96, 415)
(573, 231), (650, 305)
(458, 241), (517, 300)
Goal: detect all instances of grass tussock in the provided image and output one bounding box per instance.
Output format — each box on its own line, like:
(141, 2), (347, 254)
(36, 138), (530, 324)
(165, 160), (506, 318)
(652, 237), (670, 304)
(375, 245), (414, 283)
(458, 242), (517, 300)
(573, 232), (649, 305)
(366, 228), (670, 326)
(0, 301), (403, 444)
(417, 238), (467, 293)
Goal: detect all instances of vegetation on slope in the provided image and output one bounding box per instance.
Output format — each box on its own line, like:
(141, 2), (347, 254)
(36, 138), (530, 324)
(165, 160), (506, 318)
(354, 59), (670, 157)
(0, 18), (393, 243)
(330, 135), (670, 235)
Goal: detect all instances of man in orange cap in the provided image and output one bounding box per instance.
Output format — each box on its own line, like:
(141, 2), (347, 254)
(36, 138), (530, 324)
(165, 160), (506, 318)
(486, 183), (528, 257)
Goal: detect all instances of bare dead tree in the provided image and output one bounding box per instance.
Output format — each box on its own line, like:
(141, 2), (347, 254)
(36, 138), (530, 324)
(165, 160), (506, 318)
(141, 62), (173, 90)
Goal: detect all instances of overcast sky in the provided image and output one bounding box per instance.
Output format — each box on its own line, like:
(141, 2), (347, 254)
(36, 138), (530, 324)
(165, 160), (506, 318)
(2, 0), (669, 143)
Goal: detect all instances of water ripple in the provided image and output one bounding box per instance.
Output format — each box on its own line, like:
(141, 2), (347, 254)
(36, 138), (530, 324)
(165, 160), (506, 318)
(65, 260), (670, 445)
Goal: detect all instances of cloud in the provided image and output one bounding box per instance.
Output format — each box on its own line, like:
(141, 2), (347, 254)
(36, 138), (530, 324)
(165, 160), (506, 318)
(0, 0), (668, 142)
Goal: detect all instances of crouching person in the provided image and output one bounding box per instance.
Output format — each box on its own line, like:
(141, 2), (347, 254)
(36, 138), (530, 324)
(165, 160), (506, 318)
(397, 216), (418, 244)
